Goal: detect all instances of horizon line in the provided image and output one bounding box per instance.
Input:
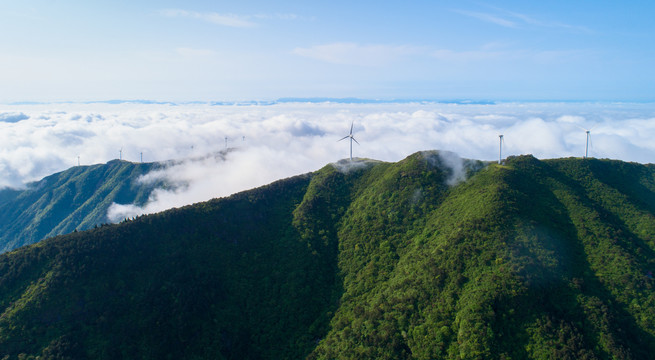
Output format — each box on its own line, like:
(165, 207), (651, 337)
(4, 97), (655, 106)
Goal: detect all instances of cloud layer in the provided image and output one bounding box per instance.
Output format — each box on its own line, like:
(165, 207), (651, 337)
(1, 102), (654, 220)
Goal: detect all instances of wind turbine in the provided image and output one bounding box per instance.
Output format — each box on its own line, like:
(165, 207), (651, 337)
(339, 121), (360, 161)
(119, 148), (122, 160)
(576, 125), (595, 158)
(225, 136), (228, 149)
(498, 135), (504, 164)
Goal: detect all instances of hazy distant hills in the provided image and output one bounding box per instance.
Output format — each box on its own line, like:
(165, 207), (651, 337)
(0, 160), (166, 253)
(1, 152), (655, 359)
(8, 97), (497, 106)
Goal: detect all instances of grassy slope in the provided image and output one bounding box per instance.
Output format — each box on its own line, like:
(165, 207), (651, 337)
(0, 160), (163, 253)
(0, 152), (654, 359)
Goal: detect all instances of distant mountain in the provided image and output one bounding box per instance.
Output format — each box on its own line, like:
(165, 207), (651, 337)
(7, 98), (496, 107)
(0, 152), (654, 359)
(275, 97), (496, 105)
(0, 160), (167, 253)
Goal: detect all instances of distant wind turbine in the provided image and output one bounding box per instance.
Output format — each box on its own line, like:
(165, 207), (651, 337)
(119, 148), (122, 160)
(577, 125), (595, 158)
(225, 136), (228, 149)
(77, 155), (80, 167)
(498, 135), (504, 164)
(339, 122), (360, 161)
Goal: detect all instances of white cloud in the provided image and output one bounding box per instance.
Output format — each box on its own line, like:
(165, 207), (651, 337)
(160, 9), (256, 27)
(454, 10), (517, 28)
(1, 102), (654, 220)
(292, 43), (423, 66)
(159, 9), (300, 28)
(430, 45), (588, 65)
(501, 9), (592, 33)
(454, 7), (591, 33)
(292, 41), (588, 71)
(252, 13), (299, 21)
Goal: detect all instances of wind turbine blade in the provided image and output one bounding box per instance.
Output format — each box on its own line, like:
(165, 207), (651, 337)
(350, 122), (354, 135)
(338, 135), (349, 141)
(589, 133), (593, 149)
(575, 124), (588, 132)
(352, 137), (360, 145)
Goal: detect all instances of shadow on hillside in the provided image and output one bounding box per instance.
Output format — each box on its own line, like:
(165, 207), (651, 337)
(505, 158), (655, 358)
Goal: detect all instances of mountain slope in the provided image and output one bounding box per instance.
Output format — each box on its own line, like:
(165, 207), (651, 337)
(0, 172), (326, 359)
(312, 155), (655, 359)
(0, 152), (654, 359)
(0, 160), (165, 253)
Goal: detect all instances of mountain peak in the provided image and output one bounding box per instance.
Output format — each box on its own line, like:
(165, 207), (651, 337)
(0, 159), (164, 253)
(1, 154), (654, 358)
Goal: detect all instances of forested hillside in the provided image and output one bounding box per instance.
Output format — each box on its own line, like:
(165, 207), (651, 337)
(0, 160), (165, 253)
(0, 151), (654, 359)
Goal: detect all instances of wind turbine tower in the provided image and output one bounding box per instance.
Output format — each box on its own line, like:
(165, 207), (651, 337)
(498, 135), (504, 164)
(339, 122), (360, 161)
(119, 148), (122, 161)
(577, 125), (595, 159)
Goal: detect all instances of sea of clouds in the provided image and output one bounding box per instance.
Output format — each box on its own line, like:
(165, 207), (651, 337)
(1, 101), (654, 221)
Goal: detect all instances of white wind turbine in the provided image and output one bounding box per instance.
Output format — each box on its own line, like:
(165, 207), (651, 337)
(339, 121), (360, 161)
(498, 134), (504, 164)
(576, 125), (595, 158)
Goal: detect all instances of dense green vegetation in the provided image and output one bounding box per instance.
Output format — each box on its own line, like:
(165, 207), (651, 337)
(0, 151), (654, 359)
(0, 160), (166, 253)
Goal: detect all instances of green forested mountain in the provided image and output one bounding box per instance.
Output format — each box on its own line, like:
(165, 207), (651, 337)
(0, 160), (166, 253)
(0, 151), (654, 359)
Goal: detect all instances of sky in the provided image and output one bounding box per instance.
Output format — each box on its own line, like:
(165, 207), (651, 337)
(1, 0), (654, 102)
(1, 2), (655, 220)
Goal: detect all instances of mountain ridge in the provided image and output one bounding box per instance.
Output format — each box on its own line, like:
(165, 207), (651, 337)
(0, 151), (654, 359)
(0, 159), (167, 253)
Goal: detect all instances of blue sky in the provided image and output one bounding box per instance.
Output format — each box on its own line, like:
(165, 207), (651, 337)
(1, 1), (654, 102)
